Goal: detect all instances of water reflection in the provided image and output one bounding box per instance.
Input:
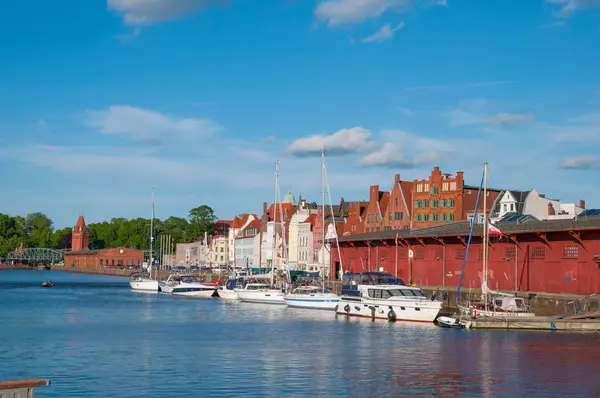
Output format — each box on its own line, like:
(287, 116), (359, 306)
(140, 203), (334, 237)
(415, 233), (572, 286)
(1, 270), (599, 397)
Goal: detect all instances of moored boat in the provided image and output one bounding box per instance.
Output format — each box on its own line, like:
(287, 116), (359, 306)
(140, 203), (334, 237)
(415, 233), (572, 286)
(284, 285), (340, 310)
(129, 272), (159, 292)
(235, 283), (285, 304)
(159, 274), (217, 297)
(436, 316), (470, 329)
(336, 272), (442, 322)
(41, 280), (53, 288)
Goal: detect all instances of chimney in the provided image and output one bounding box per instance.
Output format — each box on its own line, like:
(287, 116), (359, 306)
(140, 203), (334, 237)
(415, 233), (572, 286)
(579, 200), (586, 209)
(456, 171), (464, 188)
(394, 174), (400, 184)
(263, 201), (267, 215)
(547, 202), (554, 216)
(370, 185), (379, 202)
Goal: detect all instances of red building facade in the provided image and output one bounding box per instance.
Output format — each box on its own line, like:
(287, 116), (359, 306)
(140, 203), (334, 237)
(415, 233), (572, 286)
(64, 215), (144, 268)
(331, 217), (600, 296)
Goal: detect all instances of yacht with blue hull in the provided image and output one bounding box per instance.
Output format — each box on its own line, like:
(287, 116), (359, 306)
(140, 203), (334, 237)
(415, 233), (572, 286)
(336, 272), (442, 323)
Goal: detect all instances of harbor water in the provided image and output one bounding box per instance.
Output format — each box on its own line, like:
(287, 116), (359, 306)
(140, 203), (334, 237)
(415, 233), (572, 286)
(1, 270), (599, 397)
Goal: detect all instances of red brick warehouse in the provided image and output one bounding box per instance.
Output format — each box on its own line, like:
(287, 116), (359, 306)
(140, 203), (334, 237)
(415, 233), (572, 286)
(331, 217), (600, 296)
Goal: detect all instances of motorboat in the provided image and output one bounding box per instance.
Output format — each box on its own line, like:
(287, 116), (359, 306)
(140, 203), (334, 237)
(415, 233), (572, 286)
(158, 274), (217, 298)
(129, 272), (159, 292)
(235, 283), (285, 305)
(284, 285), (340, 310)
(217, 277), (244, 300)
(336, 272), (443, 323)
(436, 316), (470, 329)
(41, 281), (53, 288)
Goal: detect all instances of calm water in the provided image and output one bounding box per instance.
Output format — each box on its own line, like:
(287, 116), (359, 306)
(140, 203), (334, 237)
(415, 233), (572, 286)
(1, 270), (599, 397)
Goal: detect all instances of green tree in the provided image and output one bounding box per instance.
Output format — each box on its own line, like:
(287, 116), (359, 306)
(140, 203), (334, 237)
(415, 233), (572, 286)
(187, 205), (217, 240)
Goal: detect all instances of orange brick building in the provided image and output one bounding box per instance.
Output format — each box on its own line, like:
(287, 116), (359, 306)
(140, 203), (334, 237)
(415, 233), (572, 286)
(381, 174), (413, 231)
(411, 166), (502, 228)
(343, 201), (367, 236)
(63, 216), (144, 268)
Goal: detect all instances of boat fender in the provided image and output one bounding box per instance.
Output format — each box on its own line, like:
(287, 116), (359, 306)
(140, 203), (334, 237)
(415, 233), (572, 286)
(388, 309), (397, 322)
(368, 306), (376, 316)
(344, 304), (351, 313)
(334, 305), (339, 312)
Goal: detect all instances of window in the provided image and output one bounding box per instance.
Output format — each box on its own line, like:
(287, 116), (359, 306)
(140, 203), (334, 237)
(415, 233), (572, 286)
(441, 214), (446, 222)
(430, 200), (438, 208)
(503, 204), (507, 211)
(442, 182), (449, 192)
(423, 214), (429, 222)
(389, 212), (392, 221)
(424, 183), (430, 192)
(430, 214), (438, 222)
(417, 184), (423, 193)
(449, 214), (454, 221)
(510, 203), (515, 211)
(450, 182), (457, 191)
(563, 246), (579, 258)
(431, 186), (439, 194)
(504, 247), (517, 259)
(531, 246), (545, 259)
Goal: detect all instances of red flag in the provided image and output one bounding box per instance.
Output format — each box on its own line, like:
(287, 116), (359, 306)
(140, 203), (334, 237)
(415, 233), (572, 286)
(488, 223), (503, 238)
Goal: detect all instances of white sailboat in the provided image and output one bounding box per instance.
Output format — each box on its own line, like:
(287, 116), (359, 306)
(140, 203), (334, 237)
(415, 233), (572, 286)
(236, 160), (285, 305)
(285, 148), (340, 310)
(129, 189), (159, 292)
(457, 162), (535, 317)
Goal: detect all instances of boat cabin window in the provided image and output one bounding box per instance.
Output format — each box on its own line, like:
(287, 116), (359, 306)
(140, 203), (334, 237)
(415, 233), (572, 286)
(495, 299), (503, 307)
(368, 289), (392, 299)
(387, 289), (425, 297)
(513, 298), (526, 308)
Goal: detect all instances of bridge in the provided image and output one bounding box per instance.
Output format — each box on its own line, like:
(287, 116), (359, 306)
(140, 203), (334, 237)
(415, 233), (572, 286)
(5, 244), (68, 265)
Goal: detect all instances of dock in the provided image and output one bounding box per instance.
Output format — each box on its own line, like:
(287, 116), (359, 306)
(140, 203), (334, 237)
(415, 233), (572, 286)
(0, 379), (50, 397)
(467, 317), (600, 331)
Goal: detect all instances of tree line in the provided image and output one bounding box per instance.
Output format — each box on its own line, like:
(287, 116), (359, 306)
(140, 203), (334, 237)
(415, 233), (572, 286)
(0, 205), (218, 258)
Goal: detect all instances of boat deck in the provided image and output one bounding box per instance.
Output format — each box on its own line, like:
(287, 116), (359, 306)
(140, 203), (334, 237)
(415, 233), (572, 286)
(466, 317), (600, 331)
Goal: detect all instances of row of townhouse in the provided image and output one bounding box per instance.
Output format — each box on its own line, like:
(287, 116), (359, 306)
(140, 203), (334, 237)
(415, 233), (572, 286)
(341, 166), (588, 236)
(176, 167), (592, 270)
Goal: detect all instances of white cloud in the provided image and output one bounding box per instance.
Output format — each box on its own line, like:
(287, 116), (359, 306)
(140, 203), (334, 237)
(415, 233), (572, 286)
(547, 0), (600, 18)
(287, 127), (373, 157)
(361, 22), (405, 43)
(560, 155), (600, 169)
(358, 130), (452, 169)
(84, 105), (219, 145)
(315, 0), (409, 26)
(107, 0), (222, 26)
(484, 113), (535, 127)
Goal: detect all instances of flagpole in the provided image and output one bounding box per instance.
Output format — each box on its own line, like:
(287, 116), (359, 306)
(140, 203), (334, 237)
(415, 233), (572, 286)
(395, 229), (398, 278)
(482, 162), (489, 313)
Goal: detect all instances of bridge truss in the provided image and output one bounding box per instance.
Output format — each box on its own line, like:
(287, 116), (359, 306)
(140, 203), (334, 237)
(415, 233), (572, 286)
(6, 248), (67, 264)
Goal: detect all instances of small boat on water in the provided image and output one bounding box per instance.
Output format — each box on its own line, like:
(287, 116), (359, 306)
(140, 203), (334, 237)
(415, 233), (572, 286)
(336, 272), (443, 323)
(158, 274), (217, 297)
(41, 281), (53, 288)
(436, 316), (470, 329)
(217, 274), (271, 301)
(130, 189), (159, 292)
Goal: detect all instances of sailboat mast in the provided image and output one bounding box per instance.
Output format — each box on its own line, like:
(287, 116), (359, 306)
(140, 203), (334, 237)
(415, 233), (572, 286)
(272, 160), (278, 287)
(482, 162), (489, 309)
(321, 147), (326, 292)
(150, 188), (155, 279)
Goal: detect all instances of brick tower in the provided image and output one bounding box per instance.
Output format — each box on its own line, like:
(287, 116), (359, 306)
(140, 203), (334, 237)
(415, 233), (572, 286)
(71, 215), (89, 251)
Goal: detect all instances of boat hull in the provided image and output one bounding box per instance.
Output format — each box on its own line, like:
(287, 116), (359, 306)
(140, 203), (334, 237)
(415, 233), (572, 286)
(284, 294), (340, 310)
(236, 290), (286, 305)
(130, 279), (159, 292)
(336, 298), (441, 323)
(171, 288), (216, 298)
(217, 288), (239, 300)
(457, 303), (536, 318)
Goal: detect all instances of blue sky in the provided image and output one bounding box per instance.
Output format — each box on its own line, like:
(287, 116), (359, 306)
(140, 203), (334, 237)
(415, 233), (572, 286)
(1, 0), (599, 228)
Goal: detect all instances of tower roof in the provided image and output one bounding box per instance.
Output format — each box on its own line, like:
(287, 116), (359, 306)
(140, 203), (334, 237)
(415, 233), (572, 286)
(74, 215), (87, 230)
